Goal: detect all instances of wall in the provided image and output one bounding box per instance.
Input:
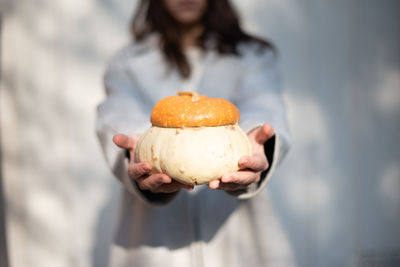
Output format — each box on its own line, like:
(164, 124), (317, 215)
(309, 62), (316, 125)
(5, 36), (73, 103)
(1, 0), (399, 266)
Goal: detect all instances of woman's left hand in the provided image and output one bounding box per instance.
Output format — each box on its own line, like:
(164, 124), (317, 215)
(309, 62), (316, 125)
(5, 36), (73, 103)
(208, 123), (275, 191)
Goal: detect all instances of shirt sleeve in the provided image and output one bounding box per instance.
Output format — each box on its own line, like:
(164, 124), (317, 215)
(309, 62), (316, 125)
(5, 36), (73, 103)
(229, 47), (292, 199)
(96, 53), (179, 206)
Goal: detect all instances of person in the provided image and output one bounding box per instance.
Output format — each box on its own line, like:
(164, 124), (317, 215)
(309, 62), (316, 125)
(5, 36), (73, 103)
(96, 0), (295, 266)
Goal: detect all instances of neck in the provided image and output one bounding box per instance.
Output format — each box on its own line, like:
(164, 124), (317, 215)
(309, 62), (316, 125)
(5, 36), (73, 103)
(180, 22), (204, 49)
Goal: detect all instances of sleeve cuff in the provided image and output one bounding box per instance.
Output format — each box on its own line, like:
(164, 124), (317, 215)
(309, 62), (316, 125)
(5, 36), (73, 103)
(118, 149), (180, 206)
(97, 124), (179, 207)
(226, 133), (281, 199)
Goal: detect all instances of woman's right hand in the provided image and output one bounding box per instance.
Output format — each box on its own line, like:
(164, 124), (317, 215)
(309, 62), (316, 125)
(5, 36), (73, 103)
(113, 134), (193, 193)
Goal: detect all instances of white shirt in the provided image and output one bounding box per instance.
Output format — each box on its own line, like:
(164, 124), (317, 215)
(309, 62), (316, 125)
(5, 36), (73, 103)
(97, 39), (294, 267)
(181, 47), (204, 92)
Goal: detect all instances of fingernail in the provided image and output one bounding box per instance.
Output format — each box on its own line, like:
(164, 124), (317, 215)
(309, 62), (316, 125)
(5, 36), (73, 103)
(183, 184), (192, 190)
(239, 157), (248, 165)
(143, 165), (151, 172)
(222, 176), (231, 183)
(210, 180), (219, 189)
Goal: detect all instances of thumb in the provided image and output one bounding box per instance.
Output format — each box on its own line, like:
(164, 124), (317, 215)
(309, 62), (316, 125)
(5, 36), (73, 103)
(255, 124), (275, 145)
(113, 134), (137, 149)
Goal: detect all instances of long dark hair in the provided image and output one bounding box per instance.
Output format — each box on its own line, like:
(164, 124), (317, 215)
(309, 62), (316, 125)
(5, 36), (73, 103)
(132, 0), (273, 78)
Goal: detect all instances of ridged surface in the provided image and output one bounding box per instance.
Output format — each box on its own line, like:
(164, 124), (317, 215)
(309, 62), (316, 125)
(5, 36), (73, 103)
(136, 125), (252, 185)
(150, 93), (240, 127)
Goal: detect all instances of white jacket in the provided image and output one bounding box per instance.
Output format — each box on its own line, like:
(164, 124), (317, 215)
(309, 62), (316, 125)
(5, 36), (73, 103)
(96, 36), (295, 267)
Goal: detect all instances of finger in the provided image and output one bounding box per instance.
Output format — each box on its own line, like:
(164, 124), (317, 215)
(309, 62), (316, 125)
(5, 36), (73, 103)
(221, 171), (260, 184)
(209, 180), (220, 189)
(128, 162), (152, 179)
(173, 181), (194, 191)
(157, 180), (193, 193)
(238, 155), (268, 172)
(137, 173), (172, 191)
(157, 183), (182, 193)
(217, 182), (251, 191)
(113, 134), (136, 149)
(255, 124), (275, 145)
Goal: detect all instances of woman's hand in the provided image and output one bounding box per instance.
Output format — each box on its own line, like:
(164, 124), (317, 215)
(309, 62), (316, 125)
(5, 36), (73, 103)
(113, 134), (193, 193)
(208, 124), (275, 191)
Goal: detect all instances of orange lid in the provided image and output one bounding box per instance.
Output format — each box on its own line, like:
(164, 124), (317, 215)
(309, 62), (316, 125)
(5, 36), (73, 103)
(151, 92), (240, 127)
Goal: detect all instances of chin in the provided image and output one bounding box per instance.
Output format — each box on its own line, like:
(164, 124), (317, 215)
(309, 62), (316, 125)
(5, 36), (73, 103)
(175, 12), (203, 25)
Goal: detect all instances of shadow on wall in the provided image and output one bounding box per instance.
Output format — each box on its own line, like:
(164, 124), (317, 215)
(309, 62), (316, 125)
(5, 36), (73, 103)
(1, 0), (135, 266)
(0, 15), (9, 266)
(2, 0), (399, 266)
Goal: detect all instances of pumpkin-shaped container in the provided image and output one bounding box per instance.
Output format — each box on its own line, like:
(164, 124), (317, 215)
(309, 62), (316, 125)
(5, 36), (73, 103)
(135, 92), (252, 185)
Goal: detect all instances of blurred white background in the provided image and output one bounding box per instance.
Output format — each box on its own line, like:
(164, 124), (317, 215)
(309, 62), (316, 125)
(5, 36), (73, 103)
(0, 0), (399, 266)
